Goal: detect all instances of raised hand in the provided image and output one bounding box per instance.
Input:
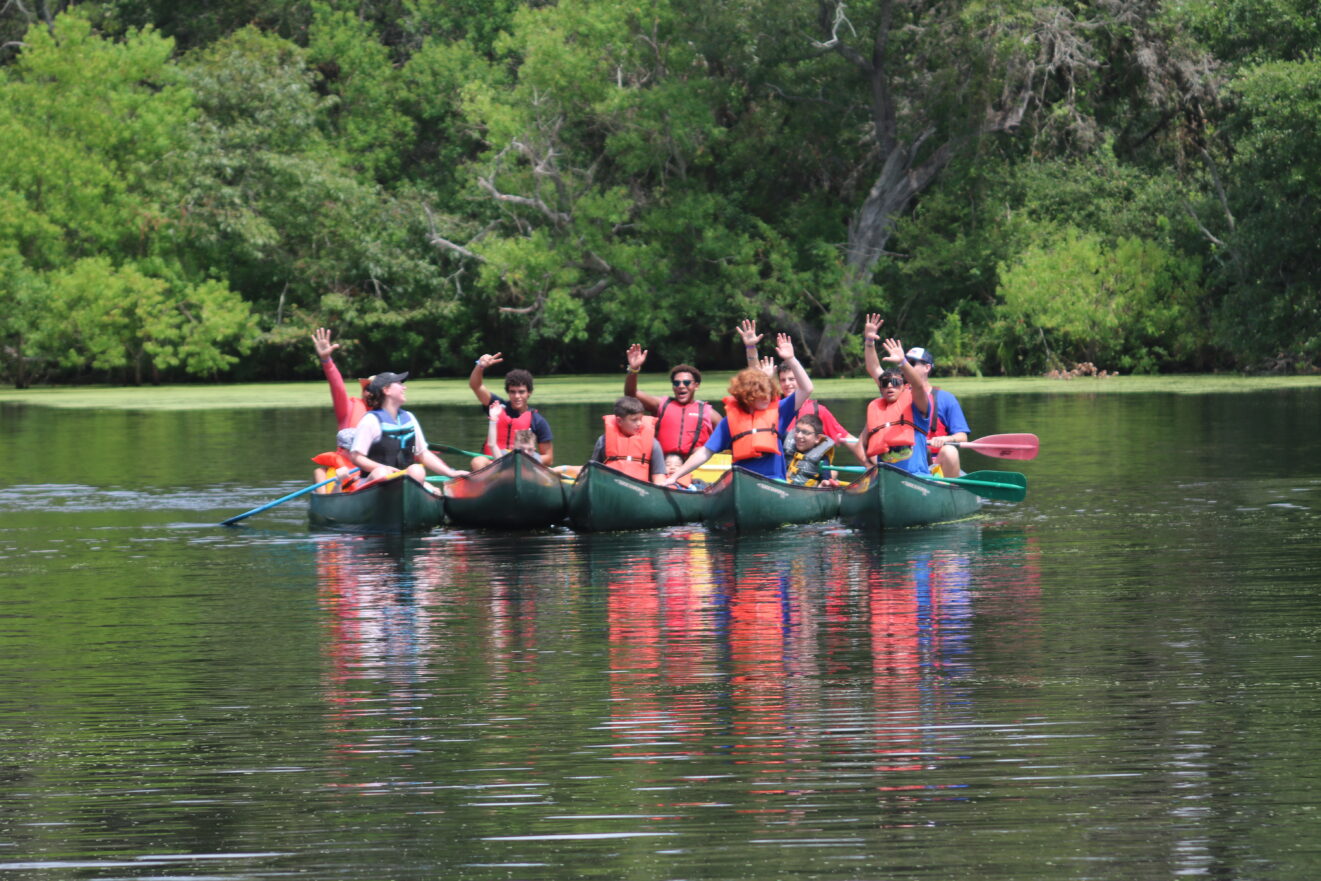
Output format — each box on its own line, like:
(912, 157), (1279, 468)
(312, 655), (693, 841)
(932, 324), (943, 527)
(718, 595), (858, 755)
(475, 352), (504, 370)
(736, 319), (763, 349)
(757, 355), (776, 377)
(881, 338), (905, 364)
(488, 401), (504, 421)
(626, 343), (648, 372)
(862, 313), (884, 342)
(312, 327), (339, 359)
(774, 332), (796, 362)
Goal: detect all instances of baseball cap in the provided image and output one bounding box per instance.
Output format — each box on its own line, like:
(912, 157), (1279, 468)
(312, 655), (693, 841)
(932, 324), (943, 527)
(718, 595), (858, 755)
(366, 371), (409, 392)
(904, 347), (934, 366)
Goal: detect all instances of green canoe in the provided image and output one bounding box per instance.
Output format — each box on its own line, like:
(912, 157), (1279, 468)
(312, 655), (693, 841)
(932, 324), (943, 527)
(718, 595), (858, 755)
(838, 463), (983, 531)
(307, 475), (445, 532)
(566, 462), (706, 533)
(702, 466), (842, 533)
(442, 450), (567, 529)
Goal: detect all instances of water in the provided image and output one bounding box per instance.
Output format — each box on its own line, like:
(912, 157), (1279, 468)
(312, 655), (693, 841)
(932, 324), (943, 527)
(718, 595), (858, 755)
(2, 391), (1320, 880)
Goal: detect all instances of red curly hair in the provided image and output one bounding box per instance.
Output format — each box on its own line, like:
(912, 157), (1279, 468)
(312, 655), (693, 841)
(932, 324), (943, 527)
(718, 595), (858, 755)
(726, 368), (777, 412)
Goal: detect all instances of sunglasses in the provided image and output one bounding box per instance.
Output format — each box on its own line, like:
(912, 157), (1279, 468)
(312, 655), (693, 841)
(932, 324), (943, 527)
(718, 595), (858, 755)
(906, 358), (926, 367)
(878, 377), (904, 388)
(672, 379), (694, 387)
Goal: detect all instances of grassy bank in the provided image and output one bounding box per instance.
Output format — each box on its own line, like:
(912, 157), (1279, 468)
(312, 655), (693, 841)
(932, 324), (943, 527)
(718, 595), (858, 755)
(1, 373), (1319, 411)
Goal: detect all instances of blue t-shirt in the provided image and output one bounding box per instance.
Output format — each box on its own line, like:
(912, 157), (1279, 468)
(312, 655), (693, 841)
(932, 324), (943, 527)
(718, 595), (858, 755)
(703, 396), (799, 480)
(486, 394), (553, 443)
(931, 389), (970, 438)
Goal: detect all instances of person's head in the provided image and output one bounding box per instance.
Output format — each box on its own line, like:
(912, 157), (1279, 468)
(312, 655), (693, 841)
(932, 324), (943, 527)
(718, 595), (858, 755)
(335, 428), (356, 451)
(776, 363), (797, 396)
(905, 347), (934, 379)
(363, 371), (409, 410)
(728, 367), (776, 412)
(613, 395), (648, 436)
(792, 413), (825, 452)
(664, 453), (684, 476)
(512, 429), (537, 453)
(877, 367), (906, 402)
(669, 364), (702, 404)
(504, 369), (535, 412)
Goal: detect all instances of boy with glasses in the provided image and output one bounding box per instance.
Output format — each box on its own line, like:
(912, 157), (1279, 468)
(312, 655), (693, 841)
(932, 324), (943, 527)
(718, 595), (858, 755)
(623, 344), (723, 458)
(861, 314), (969, 476)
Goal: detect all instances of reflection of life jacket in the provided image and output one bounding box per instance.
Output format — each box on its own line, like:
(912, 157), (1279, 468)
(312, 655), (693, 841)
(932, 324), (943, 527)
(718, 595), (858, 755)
(656, 398), (711, 457)
(783, 436), (835, 486)
(603, 415), (657, 481)
(863, 390), (917, 461)
(311, 450), (359, 491)
(483, 405), (537, 455)
(366, 409), (417, 470)
(723, 396), (781, 461)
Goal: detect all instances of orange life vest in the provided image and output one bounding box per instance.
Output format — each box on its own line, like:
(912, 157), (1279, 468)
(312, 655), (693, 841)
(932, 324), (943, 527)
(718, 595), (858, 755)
(310, 450), (359, 491)
(862, 389), (918, 459)
(603, 415), (657, 482)
(723, 396), (781, 461)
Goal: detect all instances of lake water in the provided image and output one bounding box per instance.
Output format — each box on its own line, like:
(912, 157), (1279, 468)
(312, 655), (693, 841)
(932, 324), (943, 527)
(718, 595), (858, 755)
(2, 390), (1320, 880)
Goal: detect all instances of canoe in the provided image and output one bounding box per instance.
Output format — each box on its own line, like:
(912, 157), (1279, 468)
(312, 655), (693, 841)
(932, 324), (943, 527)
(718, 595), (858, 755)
(702, 466), (842, 533)
(566, 462), (706, 533)
(442, 450), (567, 529)
(838, 463), (983, 531)
(307, 475), (445, 532)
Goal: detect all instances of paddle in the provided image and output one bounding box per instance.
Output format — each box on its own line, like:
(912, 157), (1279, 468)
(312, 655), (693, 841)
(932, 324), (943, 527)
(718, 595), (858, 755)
(930, 470), (1027, 502)
(429, 441), (483, 459)
(948, 433), (1039, 460)
(220, 468), (360, 526)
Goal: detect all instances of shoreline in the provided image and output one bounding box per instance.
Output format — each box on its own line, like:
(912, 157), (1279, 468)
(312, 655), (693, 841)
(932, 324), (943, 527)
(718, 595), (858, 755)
(2, 373), (1319, 411)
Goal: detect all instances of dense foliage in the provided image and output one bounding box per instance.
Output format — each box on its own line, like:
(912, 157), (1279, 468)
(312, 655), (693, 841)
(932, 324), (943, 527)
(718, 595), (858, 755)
(1, 0), (1316, 386)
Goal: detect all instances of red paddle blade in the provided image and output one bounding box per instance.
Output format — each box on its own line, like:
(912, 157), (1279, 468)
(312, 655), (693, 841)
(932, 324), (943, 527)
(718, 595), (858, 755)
(958, 433), (1039, 460)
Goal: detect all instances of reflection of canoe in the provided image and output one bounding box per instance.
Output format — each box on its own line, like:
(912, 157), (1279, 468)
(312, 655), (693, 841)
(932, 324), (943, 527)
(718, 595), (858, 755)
(308, 476), (445, 532)
(567, 462), (706, 533)
(838, 463), (982, 530)
(442, 450), (567, 529)
(703, 467), (841, 533)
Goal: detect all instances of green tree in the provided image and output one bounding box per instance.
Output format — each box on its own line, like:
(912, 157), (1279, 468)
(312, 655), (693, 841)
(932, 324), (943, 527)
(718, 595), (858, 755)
(994, 228), (1202, 373)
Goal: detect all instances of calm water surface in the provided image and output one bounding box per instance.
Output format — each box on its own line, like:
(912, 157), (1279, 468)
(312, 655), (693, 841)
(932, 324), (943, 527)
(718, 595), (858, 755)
(2, 391), (1320, 880)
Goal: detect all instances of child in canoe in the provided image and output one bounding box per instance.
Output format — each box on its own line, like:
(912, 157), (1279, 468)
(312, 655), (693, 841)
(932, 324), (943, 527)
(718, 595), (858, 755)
(587, 396), (666, 484)
(311, 428), (361, 493)
(662, 328), (813, 485)
(784, 413), (839, 487)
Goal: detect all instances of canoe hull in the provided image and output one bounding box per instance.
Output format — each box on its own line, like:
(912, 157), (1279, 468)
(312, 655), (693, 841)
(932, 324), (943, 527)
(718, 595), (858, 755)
(567, 462), (706, 532)
(838, 463), (982, 531)
(308, 477), (445, 532)
(442, 451), (567, 529)
(703, 467), (841, 533)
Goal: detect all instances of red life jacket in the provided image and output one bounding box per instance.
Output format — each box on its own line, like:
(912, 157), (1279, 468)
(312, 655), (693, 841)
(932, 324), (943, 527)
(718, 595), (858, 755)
(926, 387), (947, 454)
(863, 389), (917, 459)
(655, 397), (712, 456)
(723, 396), (781, 461)
(603, 415), (657, 482)
(483, 406), (537, 455)
(310, 450), (359, 491)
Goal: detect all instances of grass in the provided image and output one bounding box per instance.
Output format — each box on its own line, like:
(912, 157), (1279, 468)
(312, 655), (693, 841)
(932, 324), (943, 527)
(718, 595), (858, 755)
(1, 372), (1319, 411)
